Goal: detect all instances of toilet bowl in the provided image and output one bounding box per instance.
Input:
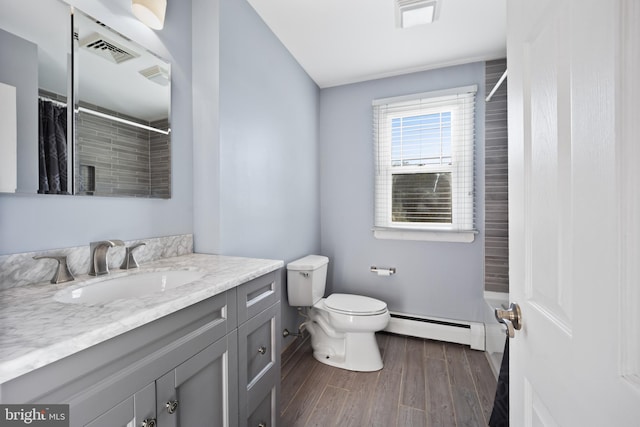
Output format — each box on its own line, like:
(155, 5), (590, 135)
(287, 255), (390, 372)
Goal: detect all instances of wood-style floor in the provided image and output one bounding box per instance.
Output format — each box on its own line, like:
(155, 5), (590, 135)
(280, 332), (497, 427)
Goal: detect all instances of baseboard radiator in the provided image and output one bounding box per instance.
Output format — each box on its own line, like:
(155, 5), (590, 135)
(384, 312), (486, 351)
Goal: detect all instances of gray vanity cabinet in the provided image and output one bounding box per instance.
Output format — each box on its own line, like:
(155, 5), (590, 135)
(82, 333), (239, 427)
(70, 289), (239, 427)
(0, 268), (283, 427)
(236, 272), (281, 427)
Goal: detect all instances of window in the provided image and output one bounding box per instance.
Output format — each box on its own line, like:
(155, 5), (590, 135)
(373, 85), (477, 242)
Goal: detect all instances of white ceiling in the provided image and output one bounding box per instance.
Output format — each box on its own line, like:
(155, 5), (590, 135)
(247, 0), (507, 88)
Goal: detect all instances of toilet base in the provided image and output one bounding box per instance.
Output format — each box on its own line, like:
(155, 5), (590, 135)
(310, 330), (384, 372)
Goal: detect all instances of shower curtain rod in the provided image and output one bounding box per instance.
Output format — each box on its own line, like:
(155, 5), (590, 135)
(77, 107), (170, 135)
(38, 96), (170, 135)
(485, 69), (508, 102)
(38, 96), (67, 108)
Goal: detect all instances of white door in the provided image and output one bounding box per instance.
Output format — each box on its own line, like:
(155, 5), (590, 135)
(507, 0), (640, 425)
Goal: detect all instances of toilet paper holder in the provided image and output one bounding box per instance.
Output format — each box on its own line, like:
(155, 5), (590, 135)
(370, 266), (396, 276)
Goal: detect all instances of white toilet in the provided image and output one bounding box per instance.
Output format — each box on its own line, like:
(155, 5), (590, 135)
(287, 255), (390, 372)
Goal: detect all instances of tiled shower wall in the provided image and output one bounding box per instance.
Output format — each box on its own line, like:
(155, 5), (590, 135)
(150, 118), (171, 198)
(76, 105), (170, 198)
(484, 59), (509, 293)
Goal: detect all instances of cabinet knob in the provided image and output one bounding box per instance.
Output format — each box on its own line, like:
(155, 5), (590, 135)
(258, 423), (267, 427)
(141, 418), (157, 427)
(258, 346), (267, 355)
(166, 400), (179, 414)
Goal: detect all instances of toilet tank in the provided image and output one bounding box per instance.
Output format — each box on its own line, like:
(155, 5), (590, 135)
(286, 255), (329, 306)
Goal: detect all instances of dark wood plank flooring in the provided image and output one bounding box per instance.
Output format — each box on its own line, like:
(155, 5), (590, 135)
(281, 332), (497, 427)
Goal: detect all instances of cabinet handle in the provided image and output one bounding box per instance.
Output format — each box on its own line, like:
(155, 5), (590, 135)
(258, 346), (267, 355)
(141, 419), (157, 427)
(166, 400), (179, 414)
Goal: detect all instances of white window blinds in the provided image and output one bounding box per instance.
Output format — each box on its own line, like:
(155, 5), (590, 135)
(373, 85), (477, 233)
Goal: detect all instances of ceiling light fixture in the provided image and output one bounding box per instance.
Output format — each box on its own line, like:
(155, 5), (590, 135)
(132, 0), (167, 30)
(395, 0), (440, 29)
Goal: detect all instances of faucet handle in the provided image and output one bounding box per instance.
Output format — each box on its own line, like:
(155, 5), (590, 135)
(33, 255), (75, 284)
(120, 242), (146, 269)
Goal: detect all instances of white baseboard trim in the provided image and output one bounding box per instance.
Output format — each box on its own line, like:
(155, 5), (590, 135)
(383, 311), (486, 351)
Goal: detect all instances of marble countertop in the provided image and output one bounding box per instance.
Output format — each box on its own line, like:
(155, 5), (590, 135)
(0, 253), (284, 384)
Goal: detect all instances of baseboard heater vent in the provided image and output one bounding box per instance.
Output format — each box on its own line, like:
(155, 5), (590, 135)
(384, 311), (485, 351)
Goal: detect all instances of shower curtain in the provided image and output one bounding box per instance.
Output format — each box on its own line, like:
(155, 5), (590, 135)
(38, 99), (68, 194)
(489, 337), (509, 426)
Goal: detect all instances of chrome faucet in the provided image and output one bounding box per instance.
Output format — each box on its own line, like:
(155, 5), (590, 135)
(89, 240), (124, 276)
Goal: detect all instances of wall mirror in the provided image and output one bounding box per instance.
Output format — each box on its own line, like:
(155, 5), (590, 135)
(0, 0), (172, 198)
(74, 9), (171, 198)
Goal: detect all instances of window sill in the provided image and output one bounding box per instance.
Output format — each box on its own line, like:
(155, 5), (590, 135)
(373, 228), (476, 243)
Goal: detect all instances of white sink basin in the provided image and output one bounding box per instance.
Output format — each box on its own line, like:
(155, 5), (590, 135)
(55, 270), (207, 305)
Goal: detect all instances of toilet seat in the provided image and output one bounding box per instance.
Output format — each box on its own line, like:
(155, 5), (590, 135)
(324, 293), (388, 316)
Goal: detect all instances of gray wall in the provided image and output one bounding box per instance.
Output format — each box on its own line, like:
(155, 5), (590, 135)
(0, 0), (193, 255)
(219, 0), (320, 260)
(193, 0), (321, 343)
(191, 0), (221, 256)
(484, 59), (509, 293)
(319, 63), (486, 323)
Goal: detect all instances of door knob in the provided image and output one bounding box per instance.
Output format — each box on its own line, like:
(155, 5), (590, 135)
(141, 419), (156, 427)
(495, 302), (522, 338)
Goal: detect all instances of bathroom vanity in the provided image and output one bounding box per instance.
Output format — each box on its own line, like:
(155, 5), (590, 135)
(0, 253), (283, 427)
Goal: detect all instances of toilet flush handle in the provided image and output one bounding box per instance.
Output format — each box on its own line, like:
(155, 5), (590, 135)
(299, 272), (309, 278)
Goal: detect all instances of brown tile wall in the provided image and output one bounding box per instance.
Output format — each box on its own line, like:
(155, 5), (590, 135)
(485, 59), (509, 293)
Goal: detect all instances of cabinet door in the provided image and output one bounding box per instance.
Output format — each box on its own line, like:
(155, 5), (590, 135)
(84, 397), (133, 427)
(238, 302), (280, 426)
(247, 386), (277, 427)
(85, 382), (155, 427)
(156, 333), (238, 427)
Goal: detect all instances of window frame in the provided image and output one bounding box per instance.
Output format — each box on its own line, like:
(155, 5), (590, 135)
(372, 85), (477, 242)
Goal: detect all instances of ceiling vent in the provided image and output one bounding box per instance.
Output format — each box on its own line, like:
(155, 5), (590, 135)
(79, 33), (140, 64)
(139, 65), (170, 86)
(395, 0), (440, 28)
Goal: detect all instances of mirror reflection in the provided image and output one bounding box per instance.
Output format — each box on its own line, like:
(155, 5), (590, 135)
(0, 0), (70, 194)
(74, 10), (171, 198)
(0, 0), (172, 198)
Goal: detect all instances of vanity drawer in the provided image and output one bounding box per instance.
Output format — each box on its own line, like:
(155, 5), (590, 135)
(239, 302), (278, 386)
(247, 385), (277, 427)
(236, 270), (280, 324)
(238, 302), (281, 424)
